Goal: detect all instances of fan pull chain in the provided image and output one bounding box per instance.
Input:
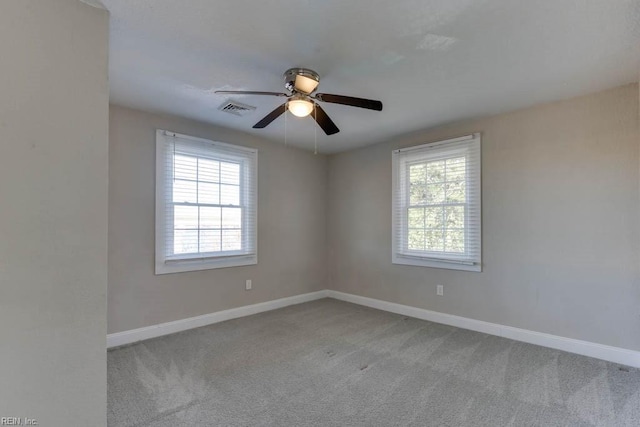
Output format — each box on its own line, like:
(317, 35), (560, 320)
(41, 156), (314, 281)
(314, 106), (318, 155)
(284, 105), (288, 148)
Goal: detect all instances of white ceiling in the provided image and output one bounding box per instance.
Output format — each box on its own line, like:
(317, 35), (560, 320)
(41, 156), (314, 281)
(103, 0), (640, 154)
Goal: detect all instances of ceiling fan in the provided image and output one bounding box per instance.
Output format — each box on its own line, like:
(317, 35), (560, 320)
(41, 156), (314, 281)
(215, 68), (383, 135)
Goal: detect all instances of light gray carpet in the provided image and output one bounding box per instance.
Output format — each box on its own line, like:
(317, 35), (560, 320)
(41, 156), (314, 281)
(108, 299), (640, 426)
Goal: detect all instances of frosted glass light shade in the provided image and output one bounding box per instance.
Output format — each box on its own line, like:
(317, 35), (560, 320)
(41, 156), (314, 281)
(288, 99), (314, 117)
(294, 74), (320, 94)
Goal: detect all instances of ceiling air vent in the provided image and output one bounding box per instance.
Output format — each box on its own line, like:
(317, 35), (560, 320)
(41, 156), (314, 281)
(218, 100), (257, 117)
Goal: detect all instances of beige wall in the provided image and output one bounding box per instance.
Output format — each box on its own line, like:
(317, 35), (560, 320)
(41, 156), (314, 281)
(328, 83), (640, 351)
(0, 0), (109, 425)
(108, 106), (328, 333)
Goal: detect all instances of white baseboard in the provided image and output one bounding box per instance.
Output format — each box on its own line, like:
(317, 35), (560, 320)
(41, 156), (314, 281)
(107, 288), (640, 368)
(325, 290), (640, 368)
(107, 290), (328, 348)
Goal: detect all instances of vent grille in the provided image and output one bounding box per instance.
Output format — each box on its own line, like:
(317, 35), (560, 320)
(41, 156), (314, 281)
(218, 100), (257, 117)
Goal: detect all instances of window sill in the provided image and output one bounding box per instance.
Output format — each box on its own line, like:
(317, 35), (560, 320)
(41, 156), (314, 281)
(155, 254), (257, 275)
(392, 254), (481, 272)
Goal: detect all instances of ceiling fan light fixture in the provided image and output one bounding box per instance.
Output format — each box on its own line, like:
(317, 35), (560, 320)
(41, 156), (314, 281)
(294, 74), (320, 94)
(288, 98), (314, 118)
(283, 68), (320, 94)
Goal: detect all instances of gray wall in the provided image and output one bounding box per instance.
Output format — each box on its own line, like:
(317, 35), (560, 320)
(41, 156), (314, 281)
(0, 1), (109, 425)
(108, 106), (328, 333)
(110, 85), (640, 353)
(328, 83), (640, 351)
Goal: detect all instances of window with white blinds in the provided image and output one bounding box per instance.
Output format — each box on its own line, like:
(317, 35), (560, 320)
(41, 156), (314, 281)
(155, 130), (257, 274)
(392, 134), (481, 272)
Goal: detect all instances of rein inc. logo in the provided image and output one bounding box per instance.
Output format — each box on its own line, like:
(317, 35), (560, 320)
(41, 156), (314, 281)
(1, 418), (37, 426)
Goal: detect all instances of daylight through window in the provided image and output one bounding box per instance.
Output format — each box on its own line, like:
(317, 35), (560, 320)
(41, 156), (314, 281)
(155, 130), (257, 274)
(392, 134), (481, 271)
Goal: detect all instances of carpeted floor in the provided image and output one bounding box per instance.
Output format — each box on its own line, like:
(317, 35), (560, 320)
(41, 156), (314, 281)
(108, 298), (640, 426)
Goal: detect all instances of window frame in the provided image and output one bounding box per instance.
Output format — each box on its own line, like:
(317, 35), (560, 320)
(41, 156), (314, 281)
(392, 134), (481, 272)
(155, 130), (257, 274)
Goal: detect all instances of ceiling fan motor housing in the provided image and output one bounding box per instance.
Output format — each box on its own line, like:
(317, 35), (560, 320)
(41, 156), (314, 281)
(283, 68), (320, 94)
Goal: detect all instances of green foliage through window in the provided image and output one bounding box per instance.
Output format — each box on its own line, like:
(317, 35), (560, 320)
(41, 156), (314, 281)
(407, 156), (466, 253)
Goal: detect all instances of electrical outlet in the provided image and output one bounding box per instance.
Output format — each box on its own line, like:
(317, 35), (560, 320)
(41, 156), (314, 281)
(437, 285), (444, 296)
(245, 279), (252, 291)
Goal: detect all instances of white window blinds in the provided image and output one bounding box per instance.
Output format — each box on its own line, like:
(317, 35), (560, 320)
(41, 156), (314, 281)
(392, 134), (481, 272)
(155, 130), (257, 274)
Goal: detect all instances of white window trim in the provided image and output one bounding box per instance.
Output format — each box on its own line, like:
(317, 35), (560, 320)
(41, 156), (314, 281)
(392, 134), (482, 272)
(155, 130), (257, 274)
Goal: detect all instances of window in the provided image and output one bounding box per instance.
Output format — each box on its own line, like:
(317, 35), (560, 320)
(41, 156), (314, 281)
(392, 134), (481, 271)
(155, 130), (257, 274)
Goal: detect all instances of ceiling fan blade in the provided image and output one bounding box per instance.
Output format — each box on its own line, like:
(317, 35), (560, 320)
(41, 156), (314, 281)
(215, 90), (289, 97)
(253, 103), (288, 128)
(312, 103), (340, 135)
(314, 93), (383, 111)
